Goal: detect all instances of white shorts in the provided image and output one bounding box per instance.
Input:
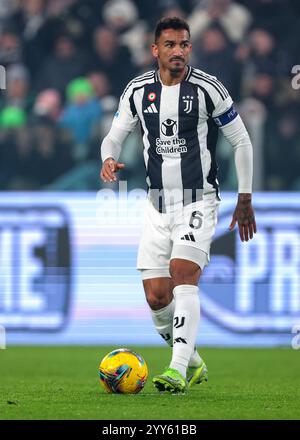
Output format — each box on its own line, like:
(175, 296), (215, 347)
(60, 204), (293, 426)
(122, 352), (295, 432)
(137, 193), (220, 277)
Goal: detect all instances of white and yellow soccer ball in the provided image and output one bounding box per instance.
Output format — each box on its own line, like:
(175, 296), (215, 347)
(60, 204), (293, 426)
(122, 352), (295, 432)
(98, 348), (148, 394)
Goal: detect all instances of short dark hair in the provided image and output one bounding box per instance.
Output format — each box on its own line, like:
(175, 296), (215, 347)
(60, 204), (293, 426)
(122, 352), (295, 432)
(154, 17), (190, 42)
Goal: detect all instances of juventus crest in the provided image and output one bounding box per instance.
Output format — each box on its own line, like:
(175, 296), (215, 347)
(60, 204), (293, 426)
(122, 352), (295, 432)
(182, 95), (194, 114)
(174, 316), (185, 328)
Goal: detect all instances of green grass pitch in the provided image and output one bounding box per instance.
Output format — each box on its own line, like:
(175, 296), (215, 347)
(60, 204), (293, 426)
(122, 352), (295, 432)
(0, 346), (300, 420)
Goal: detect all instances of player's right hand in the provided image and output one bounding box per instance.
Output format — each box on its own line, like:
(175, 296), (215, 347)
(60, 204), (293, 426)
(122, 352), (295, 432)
(100, 157), (125, 183)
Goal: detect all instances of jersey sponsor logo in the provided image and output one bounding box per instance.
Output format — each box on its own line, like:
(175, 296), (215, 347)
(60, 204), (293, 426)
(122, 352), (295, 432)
(161, 119), (178, 137)
(155, 137), (187, 154)
(144, 103), (158, 113)
(148, 92), (156, 101)
(200, 197), (300, 333)
(114, 110), (120, 118)
(182, 95), (194, 114)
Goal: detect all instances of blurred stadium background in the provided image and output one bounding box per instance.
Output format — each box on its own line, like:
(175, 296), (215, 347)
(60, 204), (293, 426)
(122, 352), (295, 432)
(0, 0), (300, 349)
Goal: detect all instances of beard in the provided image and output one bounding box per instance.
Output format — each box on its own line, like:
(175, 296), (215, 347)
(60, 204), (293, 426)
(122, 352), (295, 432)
(169, 60), (186, 75)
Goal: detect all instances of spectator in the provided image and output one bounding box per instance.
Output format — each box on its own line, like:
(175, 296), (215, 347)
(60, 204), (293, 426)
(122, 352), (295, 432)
(59, 77), (102, 159)
(188, 0), (252, 44)
(90, 26), (137, 97)
(0, 106), (31, 189)
(87, 71), (118, 135)
(46, 0), (77, 17)
(4, 64), (31, 110)
(0, 29), (22, 67)
(48, 0), (100, 47)
(0, 115), (74, 190)
(247, 71), (276, 111)
(87, 71), (113, 101)
(102, 0), (149, 68)
(265, 108), (300, 190)
(242, 28), (288, 80)
(193, 25), (242, 100)
(8, 0), (47, 38)
(35, 33), (89, 97)
(242, 0), (296, 41)
(249, 29), (277, 71)
(239, 1), (296, 74)
(29, 117), (75, 186)
(33, 89), (62, 121)
(0, 0), (16, 25)
(6, 0), (58, 76)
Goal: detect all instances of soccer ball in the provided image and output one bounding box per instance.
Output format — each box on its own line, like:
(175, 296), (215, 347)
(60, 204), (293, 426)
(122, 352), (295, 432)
(98, 348), (148, 394)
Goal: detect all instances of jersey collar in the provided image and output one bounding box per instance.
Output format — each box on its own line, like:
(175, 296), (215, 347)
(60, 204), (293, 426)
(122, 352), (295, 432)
(155, 65), (192, 83)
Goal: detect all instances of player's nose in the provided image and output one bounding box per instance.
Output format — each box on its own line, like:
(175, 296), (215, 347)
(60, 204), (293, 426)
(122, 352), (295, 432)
(175, 44), (184, 57)
(172, 46), (184, 57)
(175, 44), (183, 53)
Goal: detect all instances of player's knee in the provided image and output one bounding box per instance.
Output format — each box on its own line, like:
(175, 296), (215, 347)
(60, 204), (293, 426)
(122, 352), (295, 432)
(143, 278), (173, 310)
(170, 259), (200, 286)
(145, 290), (170, 310)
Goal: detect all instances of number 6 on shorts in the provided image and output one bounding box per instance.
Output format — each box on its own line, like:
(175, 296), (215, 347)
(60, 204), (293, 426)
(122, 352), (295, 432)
(189, 211), (203, 229)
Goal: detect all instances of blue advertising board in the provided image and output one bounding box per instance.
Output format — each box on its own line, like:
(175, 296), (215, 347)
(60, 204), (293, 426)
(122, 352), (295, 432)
(0, 191), (299, 347)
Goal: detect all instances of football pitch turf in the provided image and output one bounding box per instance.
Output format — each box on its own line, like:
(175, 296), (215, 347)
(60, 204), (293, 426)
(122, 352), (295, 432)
(0, 346), (300, 420)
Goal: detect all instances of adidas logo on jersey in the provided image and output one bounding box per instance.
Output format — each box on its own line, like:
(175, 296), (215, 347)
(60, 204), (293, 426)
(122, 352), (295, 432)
(180, 232), (195, 242)
(144, 103), (158, 113)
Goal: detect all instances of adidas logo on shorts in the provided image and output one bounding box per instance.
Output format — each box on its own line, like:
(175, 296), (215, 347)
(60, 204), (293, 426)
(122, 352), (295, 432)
(180, 232), (195, 242)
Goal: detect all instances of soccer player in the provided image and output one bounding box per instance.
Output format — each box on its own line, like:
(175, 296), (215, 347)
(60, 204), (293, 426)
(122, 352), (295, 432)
(100, 17), (256, 393)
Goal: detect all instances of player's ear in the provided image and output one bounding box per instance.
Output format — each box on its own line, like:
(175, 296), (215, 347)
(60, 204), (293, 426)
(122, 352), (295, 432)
(151, 43), (158, 59)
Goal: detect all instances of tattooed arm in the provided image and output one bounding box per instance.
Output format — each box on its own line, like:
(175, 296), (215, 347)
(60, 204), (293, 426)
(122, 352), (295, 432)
(229, 193), (257, 242)
(218, 113), (257, 242)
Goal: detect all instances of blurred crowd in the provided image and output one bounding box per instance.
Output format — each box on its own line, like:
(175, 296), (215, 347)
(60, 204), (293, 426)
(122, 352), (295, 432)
(0, 0), (300, 191)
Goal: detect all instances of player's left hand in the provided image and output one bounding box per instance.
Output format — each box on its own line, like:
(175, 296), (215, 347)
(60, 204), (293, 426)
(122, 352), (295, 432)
(229, 193), (257, 242)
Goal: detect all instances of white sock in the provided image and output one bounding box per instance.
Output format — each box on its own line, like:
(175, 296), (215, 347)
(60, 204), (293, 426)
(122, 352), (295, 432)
(150, 299), (175, 347)
(189, 349), (203, 367)
(170, 285), (200, 378)
(151, 299), (203, 367)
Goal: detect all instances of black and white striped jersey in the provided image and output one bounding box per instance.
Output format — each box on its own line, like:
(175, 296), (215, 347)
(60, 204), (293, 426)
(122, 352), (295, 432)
(108, 65), (239, 211)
